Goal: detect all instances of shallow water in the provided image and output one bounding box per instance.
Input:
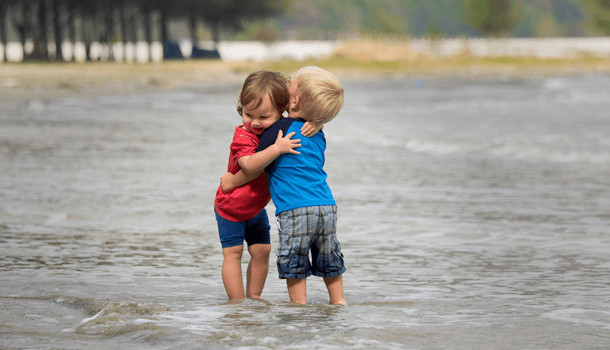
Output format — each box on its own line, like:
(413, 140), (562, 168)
(1, 74), (610, 349)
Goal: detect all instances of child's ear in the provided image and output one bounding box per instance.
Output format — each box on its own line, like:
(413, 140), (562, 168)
(291, 94), (300, 109)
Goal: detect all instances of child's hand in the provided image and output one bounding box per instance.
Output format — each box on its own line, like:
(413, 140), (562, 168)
(220, 172), (235, 192)
(301, 122), (324, 137)
(273, 130), (301, 155)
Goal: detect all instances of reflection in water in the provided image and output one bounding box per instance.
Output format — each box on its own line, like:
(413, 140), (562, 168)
(1, 75), (610, 349)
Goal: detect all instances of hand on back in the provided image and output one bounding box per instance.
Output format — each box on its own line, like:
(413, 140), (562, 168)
(301, 122), (324, 137)
(273, 130), (301, 155)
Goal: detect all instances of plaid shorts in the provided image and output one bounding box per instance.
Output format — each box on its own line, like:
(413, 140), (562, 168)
(276, 205), (346, 279)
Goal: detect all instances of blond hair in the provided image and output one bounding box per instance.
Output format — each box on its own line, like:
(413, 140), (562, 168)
(293, 66), (344, 124)
(237, 70), (290, 117)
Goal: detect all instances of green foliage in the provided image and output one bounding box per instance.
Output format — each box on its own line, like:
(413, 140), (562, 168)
(581, 0), (610, 35)
(357, 0), (409, 35)
(233, 19), (282, 42)
(512, 6), (537, 37)
(460, 0), (524, 37)
(223, 0), (597, 39)
(535, 14), (562, 37)
(426, 20), (444, 39)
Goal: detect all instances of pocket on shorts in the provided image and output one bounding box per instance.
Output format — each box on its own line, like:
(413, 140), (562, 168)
(329, 237), (345, 271)
(277, 243), (292, 261)
(277, 243), (301, 275)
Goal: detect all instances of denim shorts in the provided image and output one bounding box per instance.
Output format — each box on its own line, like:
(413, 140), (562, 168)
(276, 205), (346, 279)
(215, 208), (271, 249)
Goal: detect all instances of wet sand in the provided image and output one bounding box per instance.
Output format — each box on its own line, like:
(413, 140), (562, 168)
(0, 61), (252, 104)
(1, 57), (608, 104)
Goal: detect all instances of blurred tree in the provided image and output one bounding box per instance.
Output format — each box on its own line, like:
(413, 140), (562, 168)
(426, 19), (444, 39)
(433, 0), (476, 37)
(581, 0), (610, 35)
(10, 0), (25, 56)
(460, 0), (524, 37)
(232, 18), (284, 42)
(194, 0), (286, 44)
(410, 1), (430, 35)
(252, 20), (281, 42)
(366, 7), (406, 35)
(535, 13), (562, 36)
(287, 0), (324, 39)
(554, 0), (584, 36)
(0, 1), (9, 50)
(2, 0), (290, 62)
(50, 0), (62, 60)
(31, 0), (48, 60)
(0, 1), (6, 54)
(357, 0), (408, 35)
(553, 0), (582, 25)
(512, 5), (537, 37)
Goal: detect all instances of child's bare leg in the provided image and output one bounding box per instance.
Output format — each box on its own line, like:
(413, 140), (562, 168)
(286, 278), (307, 304)
(324, 275), (346, 305)
(245, 243), (271, 299)
(222, 245), (245, 300)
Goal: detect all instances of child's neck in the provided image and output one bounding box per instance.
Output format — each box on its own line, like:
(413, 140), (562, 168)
(287, 108), (302, 119)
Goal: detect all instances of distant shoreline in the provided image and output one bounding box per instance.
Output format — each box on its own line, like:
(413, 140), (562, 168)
(1, 55), (608, 104)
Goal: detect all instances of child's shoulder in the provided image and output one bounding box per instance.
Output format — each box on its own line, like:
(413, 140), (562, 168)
(258, 118), (302, 151)
(232, 126), (260, 147)
(278, 117), (304, 126)
(264, 117), (303, 134)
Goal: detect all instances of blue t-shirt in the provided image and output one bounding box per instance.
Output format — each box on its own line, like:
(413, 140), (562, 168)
(258, 118), (335, 215)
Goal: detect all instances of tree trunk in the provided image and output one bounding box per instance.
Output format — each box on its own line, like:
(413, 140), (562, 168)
(130, 6), (137, 44)
(33, 0), (49, 60)
(189, 11), (197, 43)
(122, 4), (136, 62)
(17, 0), (27, 59)
(211, 22), (220, 50)
(73, 8), (88, 62)
(121, 4), (128, 42)
(160, 4), (167, 43)
(103, 5), (112, 43)
(52, 0), (62, 60)
(144, 7), (151, 44)
(0, 4), (6, 49)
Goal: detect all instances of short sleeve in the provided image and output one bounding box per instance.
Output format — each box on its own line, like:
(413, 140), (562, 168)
(230, 130), (259, 166)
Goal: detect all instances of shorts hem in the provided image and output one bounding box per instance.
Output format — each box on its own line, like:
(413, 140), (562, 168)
(278, 272), (312, 279)
(221, 241), (244, 249)
(312, 268), (346, 279)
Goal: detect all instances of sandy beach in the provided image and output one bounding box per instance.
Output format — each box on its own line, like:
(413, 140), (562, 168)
(2, 52), (609, 104)
(0, 60), (253, 104)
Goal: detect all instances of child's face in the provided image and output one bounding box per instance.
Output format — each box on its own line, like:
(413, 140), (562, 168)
(241, 94), (281, 135)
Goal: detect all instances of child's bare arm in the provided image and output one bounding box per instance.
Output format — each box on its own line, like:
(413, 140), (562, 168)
(238, 130), (301, 173)
(301, 121), (324, 137)
(220, 170), (263, 192)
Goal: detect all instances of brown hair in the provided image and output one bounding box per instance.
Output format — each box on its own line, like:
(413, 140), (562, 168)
(237, 70), (290, 117)
(294, 66), (344, 124)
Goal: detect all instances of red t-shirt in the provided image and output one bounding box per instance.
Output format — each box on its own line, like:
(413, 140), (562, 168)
(214, 126), (270, 222)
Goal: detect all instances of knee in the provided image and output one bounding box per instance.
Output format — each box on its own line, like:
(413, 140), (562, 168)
(223, 245), (244, 260)
(249, 244), (271, 262)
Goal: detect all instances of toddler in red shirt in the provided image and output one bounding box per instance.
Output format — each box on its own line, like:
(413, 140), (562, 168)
(214, 70), (301, 301)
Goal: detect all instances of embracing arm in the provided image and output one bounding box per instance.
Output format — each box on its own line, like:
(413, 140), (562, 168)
(220, 170), (262, 192)
(301, 121), (324, 137)
(237, 130), (301, 173)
